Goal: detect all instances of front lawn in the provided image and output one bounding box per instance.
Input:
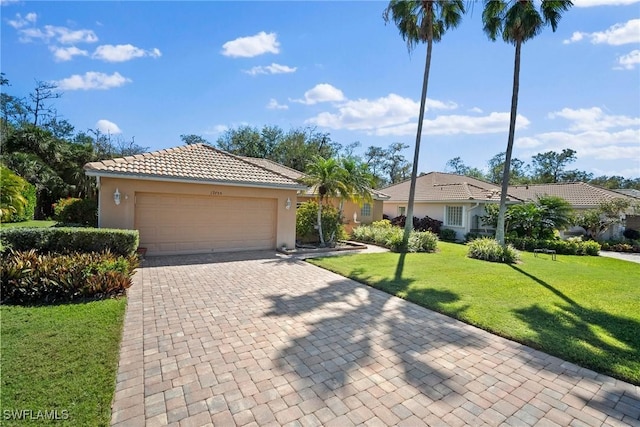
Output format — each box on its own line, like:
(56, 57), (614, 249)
(309, 242), (640, 385)
(0, 299), (127, 426)
(1, 220), (56, 228)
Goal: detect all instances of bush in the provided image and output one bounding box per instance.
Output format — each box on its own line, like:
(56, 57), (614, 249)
(0, 227), (139, 256)
(53, 197), (97, 227)
(1, 249), (137, 304)
(388, 215), (442, 234)
(296, 201), (347, 245)
(352, 223), (438, 253)
(507, 236), (601, 256)
(623, 229), (640, 240)
(439, 228), (457, 242)
(467, 238), (520, 264)
(0, 166), (36, 223)
(600, 241), (640, 253)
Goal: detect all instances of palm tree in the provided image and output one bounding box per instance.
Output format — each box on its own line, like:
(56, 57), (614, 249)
(301, 156), (348, 246)
(384, 0), (465, 250)
(339, 157), (375, 219)
(483, 0), (572, 246)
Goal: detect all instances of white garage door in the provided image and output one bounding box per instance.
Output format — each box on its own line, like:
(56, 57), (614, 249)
(135, 192), (277, 255)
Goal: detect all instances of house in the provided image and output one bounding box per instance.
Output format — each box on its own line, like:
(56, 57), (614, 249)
(508, 182), (640, 239)
(84, 143), (306, 256)
(241, 156), (389, 234)
(382, 172), (640, 240)
(382, 172), (518, 240)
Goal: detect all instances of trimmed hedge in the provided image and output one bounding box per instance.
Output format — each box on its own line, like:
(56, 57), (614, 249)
(507, 236), (600, 256)
(352, 221), (438, 253)
(1, 249), (137, 304)
(0, 227), (139, 256)
(53, 197), (98, 227)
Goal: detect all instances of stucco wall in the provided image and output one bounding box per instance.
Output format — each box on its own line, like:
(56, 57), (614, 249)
(296, 196), (384, 233)
(98, 177), (298, 249)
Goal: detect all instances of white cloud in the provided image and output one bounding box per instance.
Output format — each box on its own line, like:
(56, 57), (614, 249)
(516, 129), (640, 160)
(1, 0), (21, 6)
(54, 71), (131, 90)
(616, 49), (640, 70)
(49, 46), (88, 61)
(92, 44), (162, 62)
(18, 24), (98, 44)
(564, 19), (640, 45)
(515, 137), (544, 149)
(374, 112), (530, 137)
(293, 83), (346, 105)
(469, 107), (484, 114)
(573, 0), (639, 6)
(7, 12), (37, 29)
(96, 119), (122, 134)
(203, 124), (229, 135)
(244, 63), (297, 76)
(548, 107), (640, 131)
(266, 99), (288, 110)
(221, 31), (280, 58)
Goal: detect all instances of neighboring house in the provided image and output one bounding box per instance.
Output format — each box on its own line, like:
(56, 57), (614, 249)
(508, 182), (640, 239)
(84, 144), (306, 255)
(241, 156), (389, 234)
(382, 173), (640, 240)
(382, 172), (517, 240)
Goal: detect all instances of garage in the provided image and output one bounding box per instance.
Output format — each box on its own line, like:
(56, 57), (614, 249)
(84, 143), (304, 255)
(135, 193), (276, 255)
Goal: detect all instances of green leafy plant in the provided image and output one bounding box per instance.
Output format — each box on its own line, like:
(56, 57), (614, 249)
(467, 237), (520, 263)
(53, 197), (97, 226)
(507, 236), (601, 256)
(1, 250), (138, 304)
(0, 166), (36, 223)
(352, 222), (438, 253)
(295, 201), (347, 245)
(439, 228), (457, 242)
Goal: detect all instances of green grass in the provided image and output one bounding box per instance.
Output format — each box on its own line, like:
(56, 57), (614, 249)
(0, 298), (127, 426)
(309, 242), (640, 385)
(1, 220), (57, 228)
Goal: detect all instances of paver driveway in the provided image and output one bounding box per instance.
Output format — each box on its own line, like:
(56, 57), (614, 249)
(112, 251), (640, 426)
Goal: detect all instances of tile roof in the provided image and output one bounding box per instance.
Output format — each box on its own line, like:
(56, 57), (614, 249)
(507, 182), (639, 207)
(381, 172), (513, 202)
(84, 143), (306, 189)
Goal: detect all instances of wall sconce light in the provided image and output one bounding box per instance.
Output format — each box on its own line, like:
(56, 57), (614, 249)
(114, 188), (121, 205)
(285, 197), (291, 210)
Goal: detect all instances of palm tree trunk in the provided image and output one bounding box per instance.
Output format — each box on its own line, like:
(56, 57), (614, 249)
(317, 200), (325, 246)
(402, 15), (434, 251)
(496, 39), (522, 247)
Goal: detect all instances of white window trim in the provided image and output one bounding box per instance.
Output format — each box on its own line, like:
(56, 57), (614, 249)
(444, 205), (465, 228)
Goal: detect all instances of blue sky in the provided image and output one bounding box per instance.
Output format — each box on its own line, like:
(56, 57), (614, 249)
(2, 0), (639, 178)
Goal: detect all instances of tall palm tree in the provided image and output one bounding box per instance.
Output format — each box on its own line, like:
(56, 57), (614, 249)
(483, 0), (572, 246)
(384, 0), (465, 250)
(301, 156), (348, 246)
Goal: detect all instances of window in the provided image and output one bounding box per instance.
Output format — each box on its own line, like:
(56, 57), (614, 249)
(445, 206), (463, 227)
(361, 203), (371, 217)
(398, 206), (406, 216)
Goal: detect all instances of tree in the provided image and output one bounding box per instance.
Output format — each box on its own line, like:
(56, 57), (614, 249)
(576, 199), (634, 240)
(531, 148), (577, 183)
(300, 156), (349, 246)
(486, 152), (528, 184)
(0, 166), (30, 222)
(384, 0), (465, 250)
(28, 80), (61, 127)
(483, 0), (572, 246)
(445, 156), (487, 180)
(384, 142), (412, 185)
(180, 134), (210, 145)
(338, 157), (375, 218)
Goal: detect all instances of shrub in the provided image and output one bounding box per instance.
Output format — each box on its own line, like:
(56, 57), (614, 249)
(352, 223), (438, 253)
(439, 228), (457, 242)
(623, 229), (640, 240)
(506, 236), (601, 256)
(0, 166), (36, 223)
(0, 227), (139, 256)
(408, 231), (439, 253)
(1, 249), (137, 304)
(600, 241), (640, 253)
(388, 215), (442, 234)
(467, 238), (520, 264)
(296, 201), (347, 245)
(53, 197), (97, 227)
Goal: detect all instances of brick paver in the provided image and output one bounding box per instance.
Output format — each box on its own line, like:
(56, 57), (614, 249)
(111, 250), (640, 426)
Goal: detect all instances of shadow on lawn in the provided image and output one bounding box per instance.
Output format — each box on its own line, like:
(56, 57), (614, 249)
(265, 253), (485, 404)
(509, 265), (640, 385)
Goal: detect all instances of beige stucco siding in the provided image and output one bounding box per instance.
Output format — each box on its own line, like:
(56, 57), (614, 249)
(98, 177), (297, 254)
